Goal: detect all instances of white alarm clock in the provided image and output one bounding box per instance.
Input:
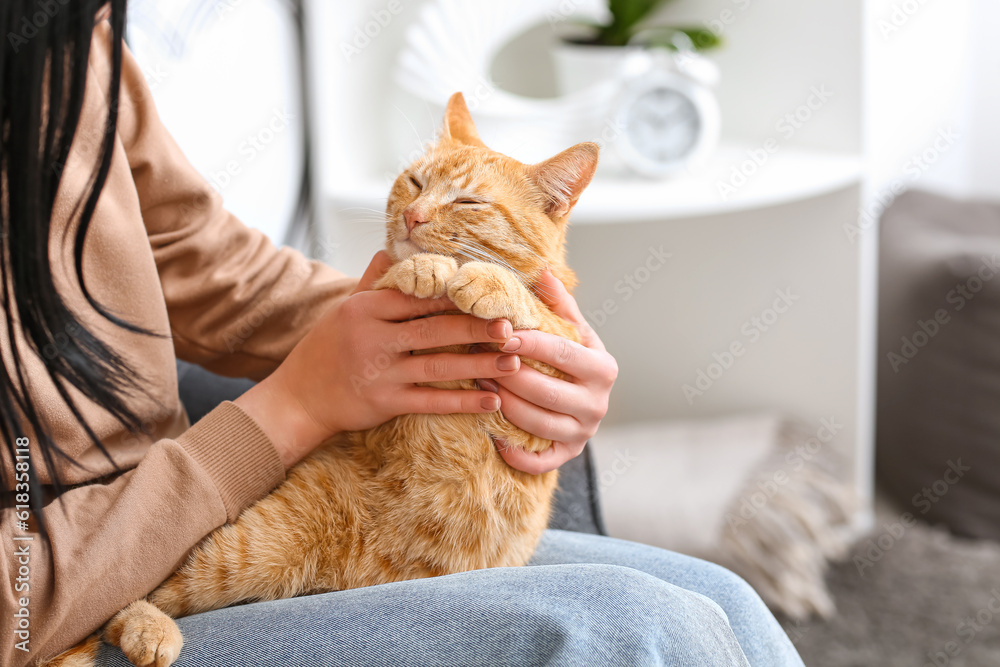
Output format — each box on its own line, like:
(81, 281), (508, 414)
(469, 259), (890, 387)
(611, 49), (721, 178)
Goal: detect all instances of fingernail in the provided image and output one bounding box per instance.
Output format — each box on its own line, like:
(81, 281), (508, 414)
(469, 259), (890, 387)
(476, 379), (499, 393)
(487, 320), (511, 340)
(481, 395), (500, 411)
(501, 337), (521, 353)
(495, 354), (519, 372)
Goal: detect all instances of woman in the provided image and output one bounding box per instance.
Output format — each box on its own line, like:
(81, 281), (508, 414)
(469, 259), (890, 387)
(0, 2), (804, 665)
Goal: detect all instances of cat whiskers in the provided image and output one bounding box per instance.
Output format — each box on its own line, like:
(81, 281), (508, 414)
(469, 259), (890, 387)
(337, 206), (387, 215)
(512, 243), (558, 302)
(336, 207), (391, 222)
(450, 240), (534, 295)
(450, 240), (519, 277)
(457, 239), (558, 303)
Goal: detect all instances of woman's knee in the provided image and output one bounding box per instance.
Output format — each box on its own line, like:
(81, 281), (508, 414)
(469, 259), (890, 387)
(680, 559), (772, 627)
(525, 563), (749, 666)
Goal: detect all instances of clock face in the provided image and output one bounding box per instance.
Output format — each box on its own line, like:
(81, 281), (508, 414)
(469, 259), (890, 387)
(623, 87), (702, 165)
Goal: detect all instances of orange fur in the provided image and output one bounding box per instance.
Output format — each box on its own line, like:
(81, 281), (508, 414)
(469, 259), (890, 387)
(45, 93), (598, 667)
(38, 635), (99, 667)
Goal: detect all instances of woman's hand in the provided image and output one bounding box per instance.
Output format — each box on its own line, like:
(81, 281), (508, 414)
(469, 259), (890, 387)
(479, 270), (618, 475)
(237, 251), (521, 468)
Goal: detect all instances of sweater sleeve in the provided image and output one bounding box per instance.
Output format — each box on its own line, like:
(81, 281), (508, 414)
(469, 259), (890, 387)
(0, 402), (285, 667)
(113, 31), (360, 381)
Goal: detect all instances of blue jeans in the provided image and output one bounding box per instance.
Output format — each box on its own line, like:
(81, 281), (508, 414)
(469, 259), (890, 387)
(99, 530), (803, 666)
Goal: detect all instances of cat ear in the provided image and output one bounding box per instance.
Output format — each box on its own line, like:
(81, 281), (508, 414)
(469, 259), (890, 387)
(441, 92), (486, 147)
(529, 142), (600, 220)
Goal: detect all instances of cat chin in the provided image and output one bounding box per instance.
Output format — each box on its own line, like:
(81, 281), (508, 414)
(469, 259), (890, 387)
(392, 238), (466, 265)
(391, 238), (422, 260)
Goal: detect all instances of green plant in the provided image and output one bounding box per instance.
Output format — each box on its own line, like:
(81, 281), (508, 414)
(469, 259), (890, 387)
(576, 0), (722, 50)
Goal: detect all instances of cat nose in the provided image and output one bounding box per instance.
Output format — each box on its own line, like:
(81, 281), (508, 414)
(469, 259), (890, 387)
(404, 207), (430, 233)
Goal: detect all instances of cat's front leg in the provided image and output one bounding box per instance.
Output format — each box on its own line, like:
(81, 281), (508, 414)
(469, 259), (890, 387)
(41, 601), (183, 667)
(446, 262), (541, 330)
(376, 253), (458, 299)
(102, 600), (183, 667)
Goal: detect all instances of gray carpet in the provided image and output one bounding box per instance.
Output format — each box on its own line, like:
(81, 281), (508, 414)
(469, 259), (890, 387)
(781, 522), (1000, 667)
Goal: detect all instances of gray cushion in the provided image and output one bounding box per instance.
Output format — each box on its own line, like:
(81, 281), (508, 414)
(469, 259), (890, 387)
(876, 189), (1000, 540)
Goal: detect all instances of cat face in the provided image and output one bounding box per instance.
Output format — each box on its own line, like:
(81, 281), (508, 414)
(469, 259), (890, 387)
(385, 93), (598, 289)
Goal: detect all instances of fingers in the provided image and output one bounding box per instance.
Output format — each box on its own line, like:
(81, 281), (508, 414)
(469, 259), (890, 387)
(395, 352), (520, 384)
(501, 329), (617, 385)
(399, 386), (501, 415)
(491, 382), (585, 444)
(400, 315), (512, 351)
(533, 269), (583, 324)
(355, 288), (459, 321)
(497, 439), (584, 475)
(352, 251), (395, 294)
(532, 269), (606, 351)
(490, 364), (598, 423)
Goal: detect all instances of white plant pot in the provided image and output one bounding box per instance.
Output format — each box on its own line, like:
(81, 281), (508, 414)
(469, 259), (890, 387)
(551, 41), (630, 96)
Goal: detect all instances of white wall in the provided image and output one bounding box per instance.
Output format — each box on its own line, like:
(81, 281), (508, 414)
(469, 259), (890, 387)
(662, 0), (864, 153)
(309, 0), (425, 191)
(128, 1), (998, 247)
(127, 0), (303, 245)
(867, 0), (999, 204)
(316, 0), (865, 174)
(965, 0), (1000, 199)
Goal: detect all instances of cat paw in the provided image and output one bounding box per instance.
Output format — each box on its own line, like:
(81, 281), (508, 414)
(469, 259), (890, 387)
(378, 253), (458, 299)
(447, 262), (539, 329)
(117, 618), (182, 667)
(105, 601), (183, 667)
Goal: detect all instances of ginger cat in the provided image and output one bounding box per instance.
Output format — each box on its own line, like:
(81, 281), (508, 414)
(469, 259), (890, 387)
(45, 93), (598, 667)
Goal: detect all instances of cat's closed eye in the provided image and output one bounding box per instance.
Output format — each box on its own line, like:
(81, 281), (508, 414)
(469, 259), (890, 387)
(409, 174), (422, 190)
(454, 198), (485, 206)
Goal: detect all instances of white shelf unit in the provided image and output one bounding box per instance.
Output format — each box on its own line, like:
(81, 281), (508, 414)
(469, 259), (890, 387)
(309, 0), (875, 529)
(329, 145), (864, 224)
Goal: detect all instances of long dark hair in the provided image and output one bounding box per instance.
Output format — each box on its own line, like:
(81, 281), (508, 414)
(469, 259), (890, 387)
(1, 0), (149, 532)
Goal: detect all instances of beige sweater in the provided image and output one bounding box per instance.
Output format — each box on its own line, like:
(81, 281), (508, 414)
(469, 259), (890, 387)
(1, 22), (357, 666)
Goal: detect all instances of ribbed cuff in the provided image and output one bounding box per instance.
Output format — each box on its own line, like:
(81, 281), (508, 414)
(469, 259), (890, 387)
(176, 401), (285, 522)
